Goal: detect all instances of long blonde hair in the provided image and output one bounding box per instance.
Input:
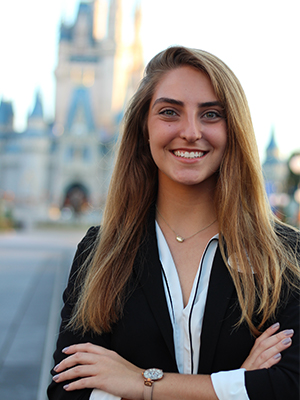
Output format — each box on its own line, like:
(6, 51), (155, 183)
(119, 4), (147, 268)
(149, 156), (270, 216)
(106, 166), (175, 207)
(70, 46), (300, 336)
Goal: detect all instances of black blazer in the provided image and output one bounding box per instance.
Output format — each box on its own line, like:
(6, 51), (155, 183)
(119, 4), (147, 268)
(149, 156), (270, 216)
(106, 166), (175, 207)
(48, 213), (300, 400)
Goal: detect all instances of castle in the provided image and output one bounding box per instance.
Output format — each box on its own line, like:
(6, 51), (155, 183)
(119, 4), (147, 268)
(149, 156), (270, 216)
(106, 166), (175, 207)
(0, 0), (144, 226)
(0, 1), (296, 228)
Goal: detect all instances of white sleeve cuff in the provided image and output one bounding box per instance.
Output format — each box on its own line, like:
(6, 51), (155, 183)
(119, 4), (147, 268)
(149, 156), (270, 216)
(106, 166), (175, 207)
(211, 369), (250, 400)
(90, 389), (121, 400)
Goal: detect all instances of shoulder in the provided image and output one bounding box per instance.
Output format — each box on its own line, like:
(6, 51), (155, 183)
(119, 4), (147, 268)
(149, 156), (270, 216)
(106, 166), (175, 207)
(68, 226), (100, 287)
(275, 222), (300, 254)
(77, 226), (100, 255)
(74, 225), (100, 264)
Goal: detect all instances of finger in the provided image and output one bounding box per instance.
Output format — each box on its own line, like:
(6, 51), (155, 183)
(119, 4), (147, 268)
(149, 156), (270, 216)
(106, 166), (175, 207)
(62, 343), (120, 363)
(260, 352), (282, 369)
(62, 366), (143, 399)
(54, 352), (98, 374)
(241, 327), (294, 370)
(251, 328), (294, 358)
(258, 336), (293, 369)
(62, 342), (103, 355)
(258, 322), (280, 340)
(246, 323), (281, 359)
(61, 344), (142, 374)
(254, 323), (281, 349)
(63, 376), (97, 391)
(259, 327), (294, 345)
(53, 362), (101, 385)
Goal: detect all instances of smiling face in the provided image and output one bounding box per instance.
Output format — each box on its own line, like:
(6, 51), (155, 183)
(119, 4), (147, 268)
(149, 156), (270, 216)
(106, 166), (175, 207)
(147, 66), (227, 192)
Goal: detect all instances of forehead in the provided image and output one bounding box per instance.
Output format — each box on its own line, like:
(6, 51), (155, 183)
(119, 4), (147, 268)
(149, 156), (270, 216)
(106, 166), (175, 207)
(150, 66), (217, 105)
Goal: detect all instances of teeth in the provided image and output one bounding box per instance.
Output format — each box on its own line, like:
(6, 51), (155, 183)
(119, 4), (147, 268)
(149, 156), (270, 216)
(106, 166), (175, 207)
(173, 150), (205, 159)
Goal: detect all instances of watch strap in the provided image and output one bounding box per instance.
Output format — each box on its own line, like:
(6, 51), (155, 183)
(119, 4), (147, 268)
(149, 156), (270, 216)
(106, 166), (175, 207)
(143, 380), (153, 400)
(142, 368), (163, 400)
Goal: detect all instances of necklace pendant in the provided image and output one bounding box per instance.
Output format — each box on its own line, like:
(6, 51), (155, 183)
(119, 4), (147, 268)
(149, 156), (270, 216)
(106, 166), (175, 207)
(176, 235), (184, 243)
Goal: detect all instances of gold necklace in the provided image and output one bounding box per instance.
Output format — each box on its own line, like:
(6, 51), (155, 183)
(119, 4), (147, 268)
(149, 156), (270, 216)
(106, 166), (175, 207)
(156, 206), (217, 243)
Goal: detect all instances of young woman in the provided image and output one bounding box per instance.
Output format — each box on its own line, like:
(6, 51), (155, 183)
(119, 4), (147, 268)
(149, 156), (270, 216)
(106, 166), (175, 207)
(48, 46), (300, 400)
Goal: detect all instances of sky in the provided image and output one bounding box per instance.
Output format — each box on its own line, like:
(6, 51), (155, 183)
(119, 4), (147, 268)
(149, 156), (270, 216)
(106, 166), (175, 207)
(0, 0), (299, 161)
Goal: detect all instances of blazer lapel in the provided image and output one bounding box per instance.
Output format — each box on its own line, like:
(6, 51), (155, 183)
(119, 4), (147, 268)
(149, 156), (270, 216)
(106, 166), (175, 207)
(198, 246), (235, 373)
(133, 209), (177, 367)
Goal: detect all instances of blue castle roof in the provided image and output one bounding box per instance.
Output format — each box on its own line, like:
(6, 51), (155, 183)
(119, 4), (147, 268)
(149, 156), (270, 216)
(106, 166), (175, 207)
(264, 129), (280, 165)
(66, 86), (95, 132)
(0, 99), (14, 126)
(29, 92), (44, 119)
(60, 2), (95, 46)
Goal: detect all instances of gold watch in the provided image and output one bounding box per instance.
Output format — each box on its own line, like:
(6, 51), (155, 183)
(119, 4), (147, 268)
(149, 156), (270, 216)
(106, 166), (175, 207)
(142, 368), (164, 400)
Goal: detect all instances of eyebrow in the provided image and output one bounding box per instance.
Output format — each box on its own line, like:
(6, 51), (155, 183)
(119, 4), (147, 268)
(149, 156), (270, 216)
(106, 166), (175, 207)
(152, 97), (183, 108)
(152, 97), (223, 109)
(200, 101), (223, 108)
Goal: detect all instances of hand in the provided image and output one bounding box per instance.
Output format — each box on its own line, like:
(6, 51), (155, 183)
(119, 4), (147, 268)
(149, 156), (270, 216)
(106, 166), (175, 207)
(52, 343), (144, 399)
(241, 322), (294, 370)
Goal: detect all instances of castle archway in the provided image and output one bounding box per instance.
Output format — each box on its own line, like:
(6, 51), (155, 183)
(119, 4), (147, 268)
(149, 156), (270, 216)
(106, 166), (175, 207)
(62, 183), (89, 214)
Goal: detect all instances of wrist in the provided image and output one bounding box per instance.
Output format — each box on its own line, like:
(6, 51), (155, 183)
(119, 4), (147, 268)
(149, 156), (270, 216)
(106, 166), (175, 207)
(142, 368), (164, 400)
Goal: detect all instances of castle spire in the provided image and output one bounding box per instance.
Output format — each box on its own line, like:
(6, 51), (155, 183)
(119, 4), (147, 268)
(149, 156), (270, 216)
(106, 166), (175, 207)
(265, 127), (279, 162)
(27, 91), (46, 131)
(107, 0), (122, 44)
(29, 91), (44, 120)
(0, 98), (14, 132)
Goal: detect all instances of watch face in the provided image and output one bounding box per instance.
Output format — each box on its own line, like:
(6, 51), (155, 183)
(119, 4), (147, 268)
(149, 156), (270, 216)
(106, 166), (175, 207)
(143, 368), (164, 381)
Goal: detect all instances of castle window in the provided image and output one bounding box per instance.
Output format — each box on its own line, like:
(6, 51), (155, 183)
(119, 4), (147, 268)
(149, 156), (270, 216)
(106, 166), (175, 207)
(65, 146), (74, 161)
(83, 146), (92, 162)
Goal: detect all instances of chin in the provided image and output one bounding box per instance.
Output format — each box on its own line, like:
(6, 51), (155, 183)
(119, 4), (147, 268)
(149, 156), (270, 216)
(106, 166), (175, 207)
(177, 174), (218, 190)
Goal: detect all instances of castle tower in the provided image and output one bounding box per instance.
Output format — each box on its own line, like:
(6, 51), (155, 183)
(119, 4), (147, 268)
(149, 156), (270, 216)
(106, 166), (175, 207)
(50, 0), (142, 217)
(0, 99), (14, 133)
(125, 1), (144, 101)
(0, 100), (16, 198)
(54, 0), (122, 131)
(0, 93), (50, 226)
(18, 93), (50, 209)
(262, 128), (288, 212)
(0, 0), (144, 225)
(265, 129), (279, 163)
(27, 91), (47, 131)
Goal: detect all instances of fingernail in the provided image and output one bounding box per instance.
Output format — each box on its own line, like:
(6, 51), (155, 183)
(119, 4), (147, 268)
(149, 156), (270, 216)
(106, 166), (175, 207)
(282, 337), (292, 345)
(53, 363), (60, 372)
(62, 347), (69, 353)
(53, 374), (60, 382)
(63, 384), (69, 390)
(271, 322), (280, 329)
(274, 353), (281, 360)
(283, 329), (294, 336)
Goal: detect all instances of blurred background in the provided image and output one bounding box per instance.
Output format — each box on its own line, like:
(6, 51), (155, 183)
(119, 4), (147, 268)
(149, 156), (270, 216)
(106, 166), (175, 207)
(0, 0), (299, 230)
(0, 1), (299, 398)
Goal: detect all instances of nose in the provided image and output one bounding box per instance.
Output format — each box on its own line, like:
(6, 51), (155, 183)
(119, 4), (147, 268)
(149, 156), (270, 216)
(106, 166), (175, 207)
(179, 114), (202, 142)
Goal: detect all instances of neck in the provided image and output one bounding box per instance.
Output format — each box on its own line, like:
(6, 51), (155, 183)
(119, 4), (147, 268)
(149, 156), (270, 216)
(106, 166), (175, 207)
(156, 175), (218, 238)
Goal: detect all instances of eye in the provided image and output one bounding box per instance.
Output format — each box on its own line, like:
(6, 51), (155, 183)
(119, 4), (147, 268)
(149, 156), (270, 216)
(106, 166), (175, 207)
(203, 111), (220, 119)
(159, 109), (178, 117)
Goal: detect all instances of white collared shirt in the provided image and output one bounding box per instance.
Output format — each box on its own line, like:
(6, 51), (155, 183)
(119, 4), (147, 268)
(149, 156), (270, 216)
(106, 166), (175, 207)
(156, 222), (249, 400)
(90, 223), (249, 400)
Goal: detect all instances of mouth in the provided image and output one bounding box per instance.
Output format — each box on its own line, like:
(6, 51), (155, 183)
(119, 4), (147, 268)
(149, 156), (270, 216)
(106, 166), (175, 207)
(173, 150), (206, 159)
